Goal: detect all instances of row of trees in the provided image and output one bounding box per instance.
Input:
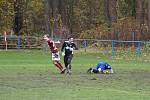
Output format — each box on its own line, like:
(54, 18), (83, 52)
(0, 0), (150, 40)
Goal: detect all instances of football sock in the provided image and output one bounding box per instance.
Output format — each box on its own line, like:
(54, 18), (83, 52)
(54, 63), (62, 71)
(57, 62), (64, 70)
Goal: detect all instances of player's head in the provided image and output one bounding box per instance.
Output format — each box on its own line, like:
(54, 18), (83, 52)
(105, 63), (111, 69)
(43, 34), (50, 41)
(68, 37), (73, 43)
(107, 65), (111, 69)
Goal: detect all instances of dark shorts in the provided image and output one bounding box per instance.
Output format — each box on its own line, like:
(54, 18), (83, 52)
(64, 54), (73, 67)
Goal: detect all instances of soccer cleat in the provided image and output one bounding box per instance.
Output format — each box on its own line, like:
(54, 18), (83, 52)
(87, 68), (92, 73)
(68, 70), (72, 75)
(66, 69), (72, 75)
(61, 68), (66, 74)
(65, 64), (72, 75)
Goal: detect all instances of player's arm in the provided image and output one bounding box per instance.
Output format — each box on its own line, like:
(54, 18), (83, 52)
(103, 66), (113, 74)
(47, 39), (54, 47)
(61, 41), (66, 56)
(110, 69), (113, 73)
(61, 42), (66, 52)
(108, 66), (113, 73)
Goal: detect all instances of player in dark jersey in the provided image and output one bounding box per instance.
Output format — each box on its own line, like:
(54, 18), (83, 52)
(43, 34), (66, 74)
(87, 61), (113, 74)
(61, 37), (77, 74)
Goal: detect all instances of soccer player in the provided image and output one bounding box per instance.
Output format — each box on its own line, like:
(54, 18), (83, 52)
(43, 34), (66, 74)
(87, 61), (113, 74)
(61, 37), (77, 74)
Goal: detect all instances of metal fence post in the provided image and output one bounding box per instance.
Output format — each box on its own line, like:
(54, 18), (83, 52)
(27, 33), (30, 48)
(83, 40), (87, 52)
(112, 40), (115, 57)
(137, 42), (141, 58)
(18, 32), (21, 49)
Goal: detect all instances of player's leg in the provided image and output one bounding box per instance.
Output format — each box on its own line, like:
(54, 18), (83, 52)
(64, 55), (68, 69)
(52, 52), (64, 73)
(59, 63), (66, 74)
(56, 60), (64, 70)
(65, 56), (70, 74)
(87, 68), (99, 73)
(52, 60), (66, 74)
(87, 68), (93, 73)
(53, 60), (63, 71)
(92, 69), (99, 73)
(64, 55), (71, 74)
(66, 55), (73, 74)
(67, 55), (72, 69)
(56, 60), (66, 73)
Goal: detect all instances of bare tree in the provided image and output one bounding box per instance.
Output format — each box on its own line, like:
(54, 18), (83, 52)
(58, 0), (68, 26)
(109, 0), (117, 22)
(104, 0), (117, 24)
(13, 0), (23, 35)
(44, 0), (69, 39)
(148, 0), (150, 36)
(135, 0), (144, 24)
(104, 0), (111, 24)
(44, 0), (51, 35)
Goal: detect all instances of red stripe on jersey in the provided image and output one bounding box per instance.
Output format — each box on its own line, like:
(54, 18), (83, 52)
(47, 40), (58, 53)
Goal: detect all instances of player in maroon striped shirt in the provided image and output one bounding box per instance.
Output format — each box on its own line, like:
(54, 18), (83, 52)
(43, 34), (66, 74)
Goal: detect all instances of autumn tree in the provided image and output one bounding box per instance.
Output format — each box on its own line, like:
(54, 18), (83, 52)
(0, 0), (149, 40)
(13, 0), (23, 35)
(148, 0), (150, 38)
(135, 0), (144, 24)
(104, 0), (117, 24)
(104, 0), (110, 23)
(0, 0), (13, 33)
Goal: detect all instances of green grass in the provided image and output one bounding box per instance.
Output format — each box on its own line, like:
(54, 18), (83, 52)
(0, 50), (150, 100)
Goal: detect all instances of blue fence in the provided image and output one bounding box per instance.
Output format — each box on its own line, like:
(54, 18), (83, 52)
(73, 39), (150, 61)
(0, 36), (149, 60)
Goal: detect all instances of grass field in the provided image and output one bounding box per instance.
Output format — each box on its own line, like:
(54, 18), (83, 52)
(0, 50), (150, 100)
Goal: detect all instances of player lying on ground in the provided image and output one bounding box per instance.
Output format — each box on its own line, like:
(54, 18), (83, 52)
(87, 61), (113, 74)
(43, 34), (66, 74)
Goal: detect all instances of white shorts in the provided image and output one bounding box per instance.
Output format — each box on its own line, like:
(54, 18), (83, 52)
(52, 52), (60, 61)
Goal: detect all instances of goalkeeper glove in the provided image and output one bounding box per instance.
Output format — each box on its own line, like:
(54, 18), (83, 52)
(62, 52), (65, 56)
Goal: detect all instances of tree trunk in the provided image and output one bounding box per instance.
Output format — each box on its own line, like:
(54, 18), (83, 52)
(109, 0), (117, 23)
(58, 0), (67, 25)
(104, 0), (117, 24)
(148, 0), (150, 38)
(135, 0), (144, 24)
(44, 0), (51, 35)
(67, 0), (74, 35)
(13, 0), (23, 35)
(44, 0), (69, 39)
(104, 0), (111, 24)
(136, 0), (145, 40)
